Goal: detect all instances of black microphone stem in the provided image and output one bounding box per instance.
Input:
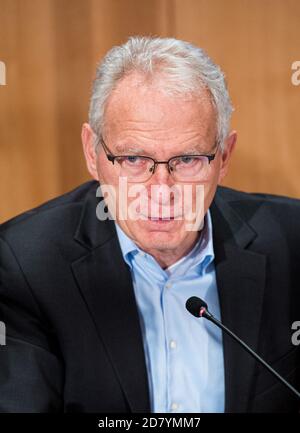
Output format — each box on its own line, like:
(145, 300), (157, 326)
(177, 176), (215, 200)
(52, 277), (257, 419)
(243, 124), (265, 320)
(203, 309), (300, 399)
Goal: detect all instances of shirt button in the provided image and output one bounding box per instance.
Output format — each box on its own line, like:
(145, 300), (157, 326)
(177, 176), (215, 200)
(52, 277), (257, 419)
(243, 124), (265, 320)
(165, 283), (172, 289)
(171, 402), (179, 411)
(170, 340), (177, 349)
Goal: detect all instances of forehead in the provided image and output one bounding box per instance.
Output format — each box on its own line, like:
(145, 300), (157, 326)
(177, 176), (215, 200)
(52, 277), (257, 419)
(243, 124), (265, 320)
(103, 73), (217, 141)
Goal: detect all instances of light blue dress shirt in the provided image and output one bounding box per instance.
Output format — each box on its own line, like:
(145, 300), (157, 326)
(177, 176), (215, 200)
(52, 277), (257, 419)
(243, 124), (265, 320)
(114, 210), (225, 413)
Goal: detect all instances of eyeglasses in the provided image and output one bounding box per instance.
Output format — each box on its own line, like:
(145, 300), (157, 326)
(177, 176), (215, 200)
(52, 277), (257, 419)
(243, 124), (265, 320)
(99, 137), (219, 183)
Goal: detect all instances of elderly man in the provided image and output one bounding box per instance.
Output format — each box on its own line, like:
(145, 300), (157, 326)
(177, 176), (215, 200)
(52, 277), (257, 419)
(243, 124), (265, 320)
(0, 36), (299, 413)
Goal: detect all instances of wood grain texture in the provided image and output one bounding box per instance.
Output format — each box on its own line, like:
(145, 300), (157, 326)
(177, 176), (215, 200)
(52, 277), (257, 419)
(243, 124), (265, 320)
(0, 0), (299, 222)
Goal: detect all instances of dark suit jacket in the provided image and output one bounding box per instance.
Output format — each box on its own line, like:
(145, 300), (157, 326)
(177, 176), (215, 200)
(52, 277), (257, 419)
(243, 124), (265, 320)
(0, 180), (299, 413)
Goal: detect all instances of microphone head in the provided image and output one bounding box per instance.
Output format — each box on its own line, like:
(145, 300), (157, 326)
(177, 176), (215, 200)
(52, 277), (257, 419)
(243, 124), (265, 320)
(185, 296), (208, 318)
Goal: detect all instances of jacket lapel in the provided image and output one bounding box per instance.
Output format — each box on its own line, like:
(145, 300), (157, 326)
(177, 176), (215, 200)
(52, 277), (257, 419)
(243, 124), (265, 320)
(211, 191), (266, 413)
(71, 182), (150, 412)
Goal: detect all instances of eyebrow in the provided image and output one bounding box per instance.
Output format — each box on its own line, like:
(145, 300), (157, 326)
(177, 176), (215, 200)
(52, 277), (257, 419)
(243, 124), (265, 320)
(115, 144), (146, 154)
(114, 143), (213, 156)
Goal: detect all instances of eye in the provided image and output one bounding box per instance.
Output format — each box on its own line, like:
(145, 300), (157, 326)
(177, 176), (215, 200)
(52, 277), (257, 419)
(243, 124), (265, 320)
(171, 155), (205, 171)
(124, 156), (142, 164)
(179, 156), (196, 164)
(120, 156), (149, 167)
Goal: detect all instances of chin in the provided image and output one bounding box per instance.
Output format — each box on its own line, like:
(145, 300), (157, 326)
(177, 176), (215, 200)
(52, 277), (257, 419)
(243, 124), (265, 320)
(139, 237), (181, 252)
(132, 225), (185, 250)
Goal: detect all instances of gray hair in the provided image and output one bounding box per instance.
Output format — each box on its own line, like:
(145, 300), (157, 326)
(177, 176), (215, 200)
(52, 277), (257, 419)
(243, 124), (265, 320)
(89, 36), (233, 150)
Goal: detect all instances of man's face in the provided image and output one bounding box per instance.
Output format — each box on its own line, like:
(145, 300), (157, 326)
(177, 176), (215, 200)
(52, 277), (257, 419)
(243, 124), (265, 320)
(82, 74), (236, 256)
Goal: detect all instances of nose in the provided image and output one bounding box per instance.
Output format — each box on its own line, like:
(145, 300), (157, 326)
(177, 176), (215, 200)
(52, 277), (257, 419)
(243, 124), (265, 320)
(149, 162), (173, 185)
(146, 163), (175, 208)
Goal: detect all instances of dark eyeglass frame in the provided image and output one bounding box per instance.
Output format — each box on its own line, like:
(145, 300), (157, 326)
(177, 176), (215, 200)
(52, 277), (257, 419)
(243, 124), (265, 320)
(99, 136), (219, 179)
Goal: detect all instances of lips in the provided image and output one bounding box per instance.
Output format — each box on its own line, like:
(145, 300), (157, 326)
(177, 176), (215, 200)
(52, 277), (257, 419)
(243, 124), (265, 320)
(137, 202), (183, 220)
(144, 215), (183, 222)
(148, 216), (177, 221)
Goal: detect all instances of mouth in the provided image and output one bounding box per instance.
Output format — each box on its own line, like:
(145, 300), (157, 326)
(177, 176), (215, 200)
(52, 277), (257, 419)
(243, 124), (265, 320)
(145, 215), (182, 222)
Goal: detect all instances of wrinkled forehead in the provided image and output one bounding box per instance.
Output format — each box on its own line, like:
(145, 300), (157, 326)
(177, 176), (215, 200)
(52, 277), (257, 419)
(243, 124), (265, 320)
(102, 72), (217, 141)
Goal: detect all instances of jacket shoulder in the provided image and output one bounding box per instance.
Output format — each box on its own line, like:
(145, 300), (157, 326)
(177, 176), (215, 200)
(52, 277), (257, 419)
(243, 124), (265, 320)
(0, 180), (98, 243)
(217, 185), (300, 212)
(216, 186), (300, 237)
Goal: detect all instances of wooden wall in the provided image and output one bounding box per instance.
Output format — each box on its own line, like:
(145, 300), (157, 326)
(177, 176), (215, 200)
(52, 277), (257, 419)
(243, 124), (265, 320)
(0, 0), (300, 222)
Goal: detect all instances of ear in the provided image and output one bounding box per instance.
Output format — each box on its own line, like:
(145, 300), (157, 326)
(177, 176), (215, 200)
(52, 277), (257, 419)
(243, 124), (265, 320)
(81, 123), (99, 180)
(218, 130), (237, 183)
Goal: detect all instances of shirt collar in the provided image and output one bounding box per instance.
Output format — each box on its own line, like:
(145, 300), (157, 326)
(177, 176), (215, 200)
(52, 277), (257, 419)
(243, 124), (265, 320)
(114, 222), (140, 268)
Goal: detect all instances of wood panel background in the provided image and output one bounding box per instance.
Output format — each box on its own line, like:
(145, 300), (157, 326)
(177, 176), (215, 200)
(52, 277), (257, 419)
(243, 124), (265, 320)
(0, 0), (300, 222)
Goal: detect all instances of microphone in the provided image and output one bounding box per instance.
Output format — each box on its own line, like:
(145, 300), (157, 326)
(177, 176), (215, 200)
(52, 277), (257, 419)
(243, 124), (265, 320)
(185, 296), (300, 399)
